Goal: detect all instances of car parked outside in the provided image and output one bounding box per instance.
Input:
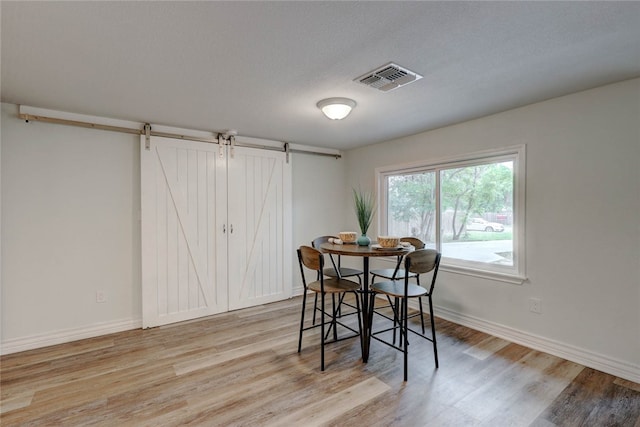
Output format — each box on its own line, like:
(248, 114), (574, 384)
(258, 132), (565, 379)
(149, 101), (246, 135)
(466, 217), (505, 232)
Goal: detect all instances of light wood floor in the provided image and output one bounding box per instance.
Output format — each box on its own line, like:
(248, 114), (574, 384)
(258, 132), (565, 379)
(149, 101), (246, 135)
(2, 295), (639, 426)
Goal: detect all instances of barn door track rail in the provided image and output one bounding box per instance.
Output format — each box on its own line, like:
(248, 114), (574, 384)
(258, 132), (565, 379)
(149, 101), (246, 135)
(18, 105), (341, 160)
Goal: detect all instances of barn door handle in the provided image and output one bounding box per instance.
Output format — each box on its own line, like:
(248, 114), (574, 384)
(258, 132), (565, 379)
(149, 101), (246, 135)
(223, 224), (226, 233)
(230, 224), (234, 234)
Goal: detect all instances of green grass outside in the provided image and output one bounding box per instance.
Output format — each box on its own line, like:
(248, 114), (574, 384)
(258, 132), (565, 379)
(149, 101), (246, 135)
(443, 230), (513, 242)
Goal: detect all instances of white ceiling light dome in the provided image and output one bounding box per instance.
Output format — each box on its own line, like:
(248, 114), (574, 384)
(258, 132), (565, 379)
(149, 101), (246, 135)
(317, 97), (357, 120)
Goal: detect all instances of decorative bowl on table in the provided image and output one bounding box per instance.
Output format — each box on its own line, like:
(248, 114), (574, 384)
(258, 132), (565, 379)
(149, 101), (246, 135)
(338, 231), (358, 243)
(377, 236), (401, 248)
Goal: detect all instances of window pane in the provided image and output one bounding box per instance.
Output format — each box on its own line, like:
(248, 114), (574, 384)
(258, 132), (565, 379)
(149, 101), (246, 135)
(440, 161), (513, 265)
(386, 172), (436, 248)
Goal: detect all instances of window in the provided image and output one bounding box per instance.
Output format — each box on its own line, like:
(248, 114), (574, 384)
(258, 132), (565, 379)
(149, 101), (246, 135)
(377, 145), (526, 284)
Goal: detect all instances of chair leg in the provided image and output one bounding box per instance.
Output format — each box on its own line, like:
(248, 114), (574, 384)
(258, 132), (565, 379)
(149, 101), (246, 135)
(429, 295), (438, 369)
(418, 297), (426, 334)
(312, 293), (319, 325)
(321, 292), (325, 371)
(368, 290), (377, 349)
(354, 291), (362, 339)
(324, 293), (340, 342)
(337, 293), (346, 318)
(332, 294), (338, 341)
(298, 291), (307, 353)
(389, 296), (399, 345)
(403, 297), (409, 381)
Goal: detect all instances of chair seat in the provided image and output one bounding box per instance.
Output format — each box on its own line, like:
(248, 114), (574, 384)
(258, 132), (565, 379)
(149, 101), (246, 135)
(323, 267), (363, 278)
(308, 277), (360, 293)
(371, 280), (428, 298)
(370, 268), (417, 280)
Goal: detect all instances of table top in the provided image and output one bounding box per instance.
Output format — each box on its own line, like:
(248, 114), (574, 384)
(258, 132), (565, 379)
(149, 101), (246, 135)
(319, 242), (413, 257)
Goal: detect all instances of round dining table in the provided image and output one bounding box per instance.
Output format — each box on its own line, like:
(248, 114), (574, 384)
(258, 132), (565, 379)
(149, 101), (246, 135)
(319, 241), (413, 363)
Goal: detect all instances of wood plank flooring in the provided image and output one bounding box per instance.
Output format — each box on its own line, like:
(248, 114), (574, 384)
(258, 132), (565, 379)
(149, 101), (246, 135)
(2, 295), (639, 426)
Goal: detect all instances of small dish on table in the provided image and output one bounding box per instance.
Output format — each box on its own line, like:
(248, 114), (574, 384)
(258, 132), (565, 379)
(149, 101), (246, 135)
(371, 243), (404, 250)
(377, 236), (401, 248)
(339, 231), (358, 244)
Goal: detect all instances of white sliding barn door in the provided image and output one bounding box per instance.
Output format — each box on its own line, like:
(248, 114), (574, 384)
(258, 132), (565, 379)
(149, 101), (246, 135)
(227, 146), (292, 310)
(141, 136), (227, 328)
(142, 136), (292, 327)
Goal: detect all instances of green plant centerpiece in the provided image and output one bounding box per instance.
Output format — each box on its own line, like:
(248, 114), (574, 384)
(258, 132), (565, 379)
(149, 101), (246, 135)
(353, 188), (376, 246)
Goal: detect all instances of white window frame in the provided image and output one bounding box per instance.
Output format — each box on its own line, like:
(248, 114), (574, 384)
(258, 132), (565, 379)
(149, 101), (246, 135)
(376, 145), (526, 285)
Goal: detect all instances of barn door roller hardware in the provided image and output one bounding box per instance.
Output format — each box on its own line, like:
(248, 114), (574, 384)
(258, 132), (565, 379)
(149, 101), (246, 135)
(144, 124), (151, 150)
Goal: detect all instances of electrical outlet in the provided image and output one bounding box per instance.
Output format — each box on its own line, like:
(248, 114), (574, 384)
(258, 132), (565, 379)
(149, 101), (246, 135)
(96, 291), (107, 303)
(529, 297), (542, 314)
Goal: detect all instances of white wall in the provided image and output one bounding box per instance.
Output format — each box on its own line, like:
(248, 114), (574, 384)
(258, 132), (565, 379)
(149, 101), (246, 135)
(344, 78), (640, 381)
(0, 102), (347, 352)
(291, 153), (347, 293)
(1, 103), (142, 350)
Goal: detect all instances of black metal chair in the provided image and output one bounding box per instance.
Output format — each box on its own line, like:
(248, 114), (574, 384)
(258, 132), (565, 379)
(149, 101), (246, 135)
(370, 248), (441, 381)
(311, 236), (363, 323)
(370, 237), (425, 282)
(297, 246), (362, 371)
(370, 237), (428, 333)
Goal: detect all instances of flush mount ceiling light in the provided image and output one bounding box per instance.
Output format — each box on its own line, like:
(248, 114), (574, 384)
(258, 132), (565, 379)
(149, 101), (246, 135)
(317, 97), (356, 120)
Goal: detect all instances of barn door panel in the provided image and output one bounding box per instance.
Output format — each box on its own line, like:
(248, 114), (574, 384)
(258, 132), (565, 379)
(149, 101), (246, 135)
(141, 136), (227, 327)
(227, 146), (291, 310)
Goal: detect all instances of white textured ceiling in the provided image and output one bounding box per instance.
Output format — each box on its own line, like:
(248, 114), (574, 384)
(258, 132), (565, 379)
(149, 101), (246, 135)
(2, 1), (639, 150)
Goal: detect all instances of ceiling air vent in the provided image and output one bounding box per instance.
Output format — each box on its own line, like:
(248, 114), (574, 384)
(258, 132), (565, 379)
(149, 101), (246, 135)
(355, 62), (423, 92)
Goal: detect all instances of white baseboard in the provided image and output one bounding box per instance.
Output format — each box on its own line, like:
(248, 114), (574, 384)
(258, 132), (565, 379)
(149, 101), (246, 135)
(0, 318), (142, 356)
(432, 304), (640, 384)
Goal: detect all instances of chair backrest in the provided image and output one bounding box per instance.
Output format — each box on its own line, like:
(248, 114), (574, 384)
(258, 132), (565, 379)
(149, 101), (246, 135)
(387, 237), (426, 278)
(298, 245), (323, 272)
(311, 235), (342, 273)
(405, 249), (441, 294)
(297, 246), (325, 290)
(311, 235), (335, 249)
(401, 237), (425, 249)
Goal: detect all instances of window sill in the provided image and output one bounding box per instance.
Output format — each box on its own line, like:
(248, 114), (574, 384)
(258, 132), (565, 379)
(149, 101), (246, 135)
(375, 256), (527, 285)
(440, 264), (527, 285)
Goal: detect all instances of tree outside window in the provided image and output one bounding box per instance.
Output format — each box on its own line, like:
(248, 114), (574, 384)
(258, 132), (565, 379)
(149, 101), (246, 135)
(381, 150), (522, 279)
(440, 161), (513, 265)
